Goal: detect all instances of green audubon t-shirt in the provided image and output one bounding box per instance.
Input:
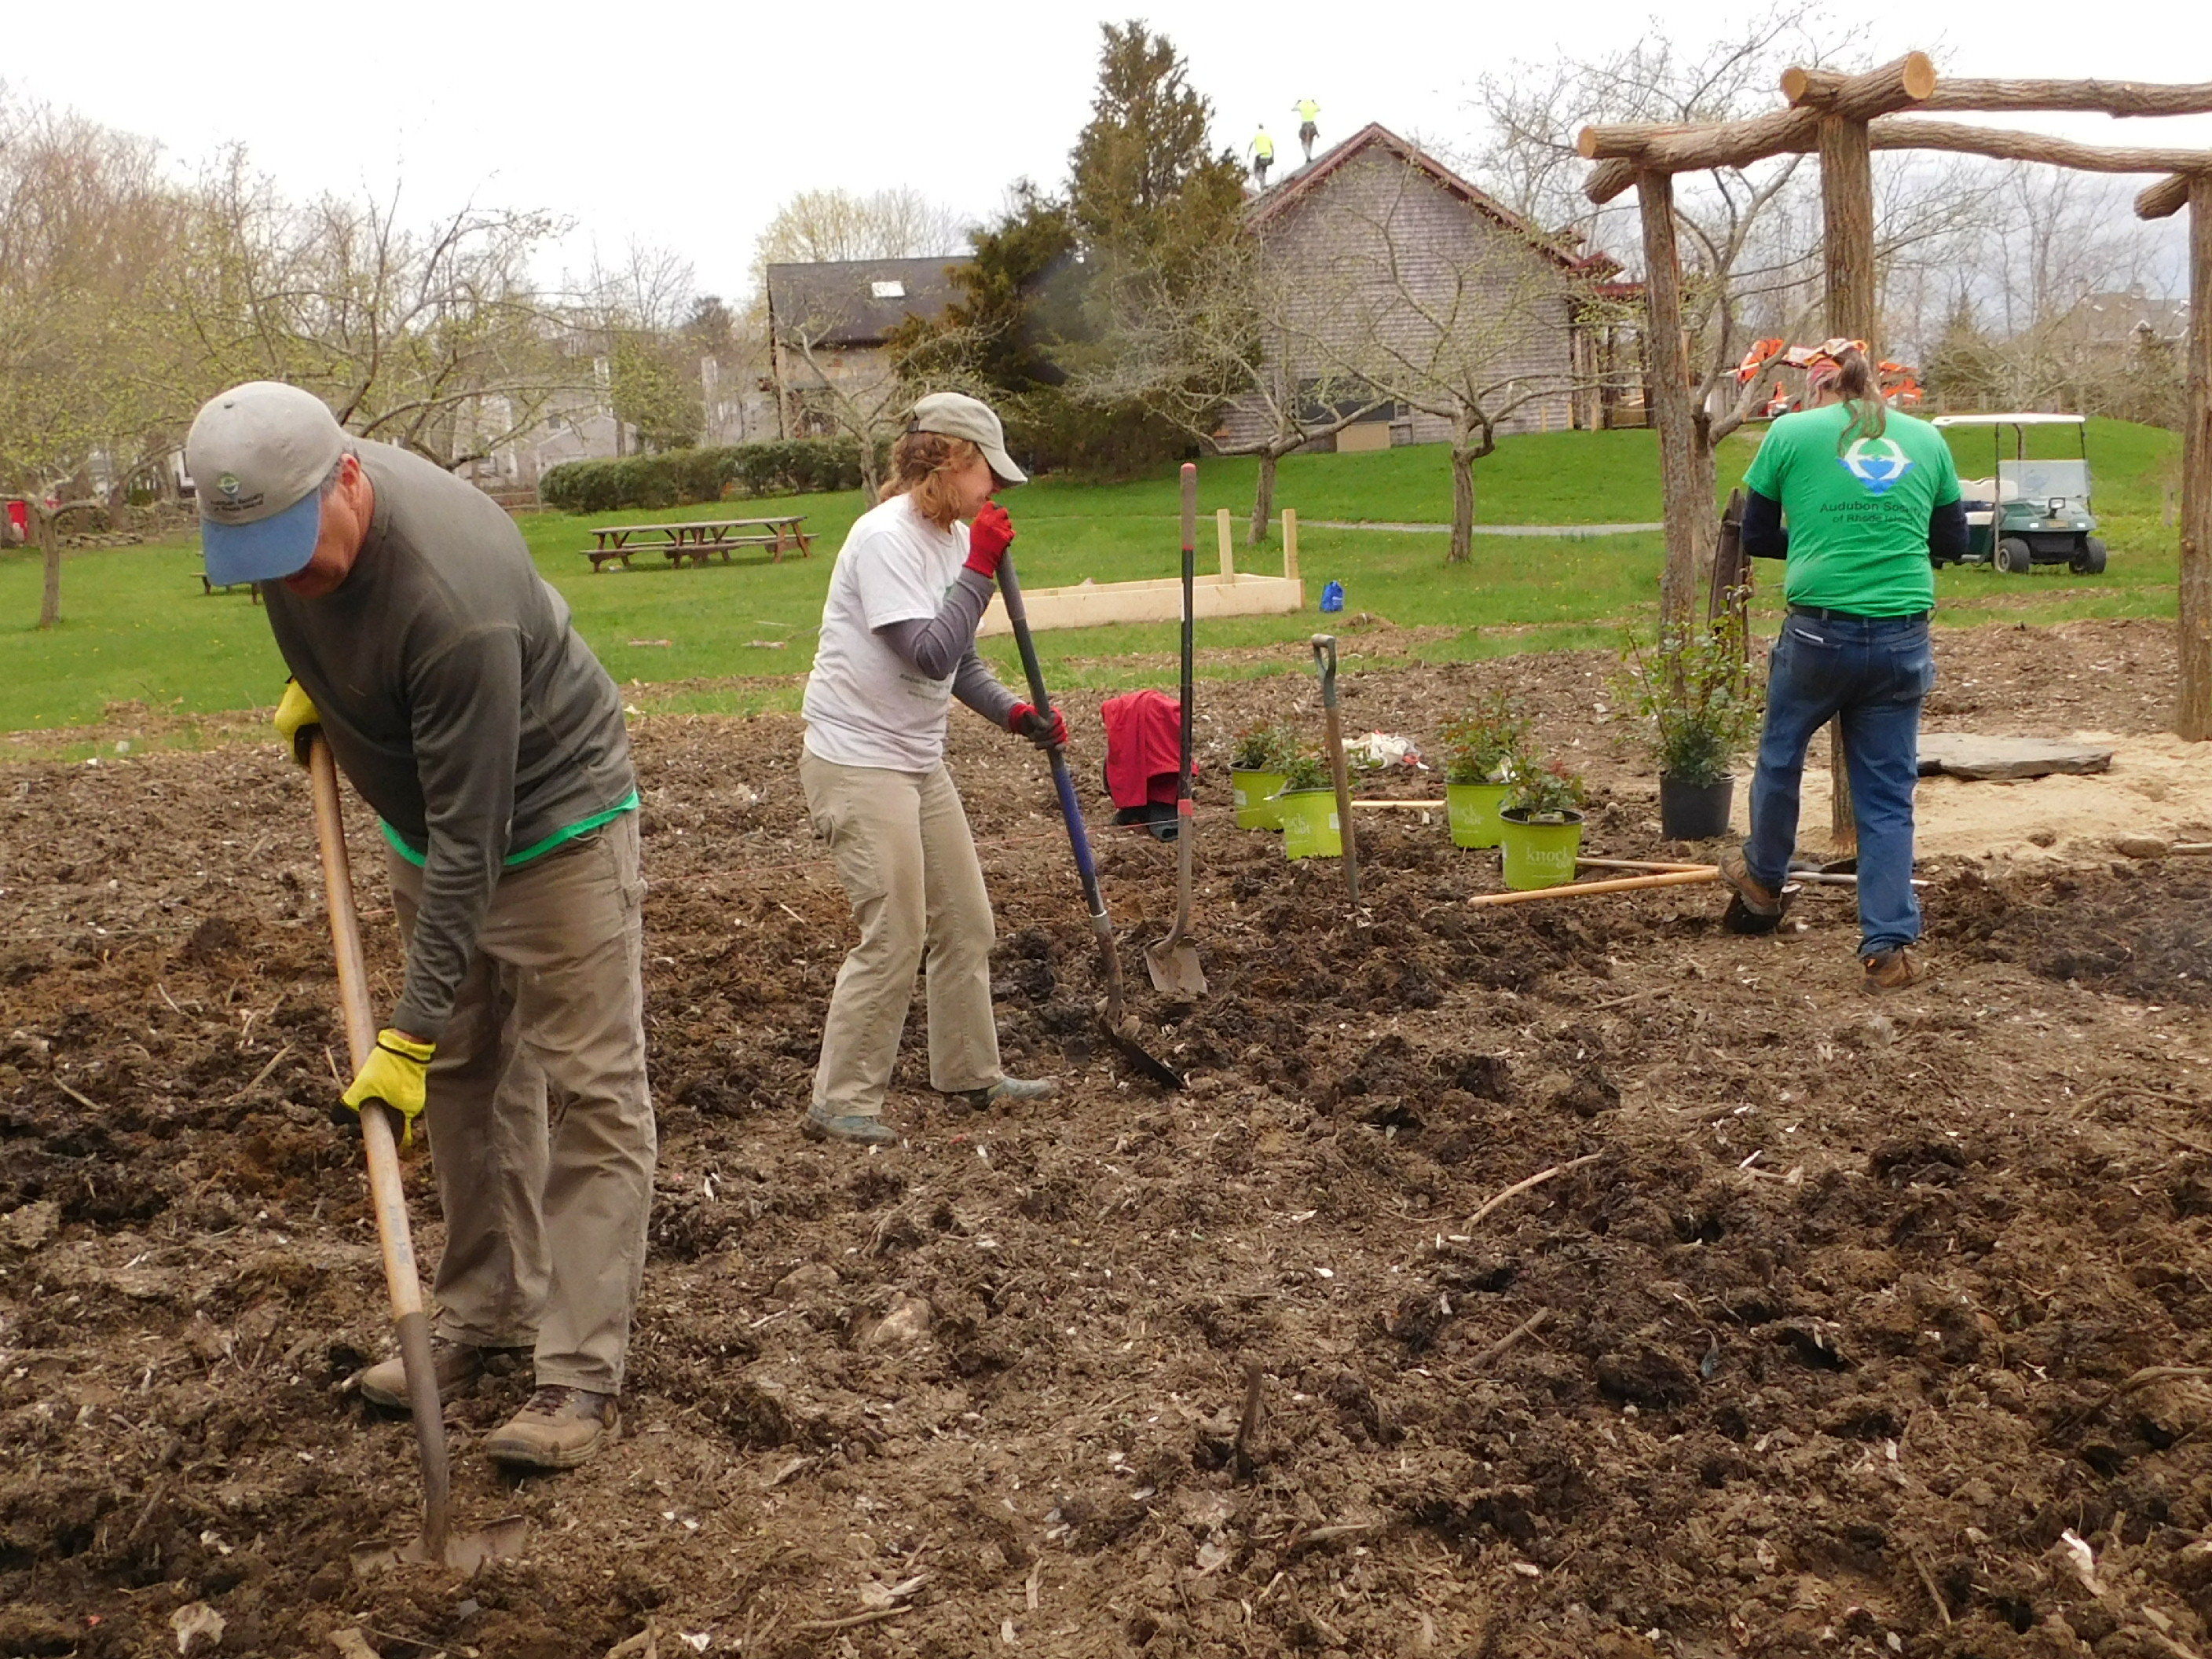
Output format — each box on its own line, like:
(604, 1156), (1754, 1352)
(1743, 402), (1959, 616)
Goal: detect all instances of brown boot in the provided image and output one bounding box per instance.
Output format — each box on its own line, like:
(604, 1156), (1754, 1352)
(1862, 946), (1924, 991)
(1718, 847), (1792, 936)
(358, 1338), (498, 1410)
(483, 1386), (620, 1470)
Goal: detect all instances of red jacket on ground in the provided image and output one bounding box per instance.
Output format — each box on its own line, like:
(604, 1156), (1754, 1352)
(1101, 689), (1196, 808)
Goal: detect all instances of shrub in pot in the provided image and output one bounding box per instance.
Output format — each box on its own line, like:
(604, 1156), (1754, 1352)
(1229, 723), (1297, 831)
(1498, 757), (1588, 891)
(1616, 612), (1761, 841)
(1437, 693), (1528, 850)
(1273, 749), (1342, 860)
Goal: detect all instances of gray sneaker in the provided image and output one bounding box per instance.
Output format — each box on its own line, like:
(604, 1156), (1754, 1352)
(947, 1076), (1057, 1111)
(483, 1386), (619, 1470)
(801, 1104), (898, 1145)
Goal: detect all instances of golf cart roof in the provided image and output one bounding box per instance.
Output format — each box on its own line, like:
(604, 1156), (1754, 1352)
(1931, 413), (2086, 428)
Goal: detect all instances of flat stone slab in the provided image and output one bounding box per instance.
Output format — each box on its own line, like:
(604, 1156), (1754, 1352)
(1917, 732), (2115, 781)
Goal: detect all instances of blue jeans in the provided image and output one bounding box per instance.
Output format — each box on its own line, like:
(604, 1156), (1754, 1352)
(1742, 611), (1935, 956)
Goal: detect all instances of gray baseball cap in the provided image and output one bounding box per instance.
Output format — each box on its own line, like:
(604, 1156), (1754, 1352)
(909, 391), (1026, 487)
(186, 381), (348, 584)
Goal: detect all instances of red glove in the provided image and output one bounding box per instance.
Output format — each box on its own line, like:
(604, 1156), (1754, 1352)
(964, 502), (1015, 578)
(1008, 701), (1068, 749)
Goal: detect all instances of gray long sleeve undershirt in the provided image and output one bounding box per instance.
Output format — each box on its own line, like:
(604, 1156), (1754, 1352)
(874, 566), (1020, 729)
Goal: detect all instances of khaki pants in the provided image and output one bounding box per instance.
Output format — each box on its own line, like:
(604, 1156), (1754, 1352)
(386, 815), (654, 1393)
(800, 752), (1001, 1117)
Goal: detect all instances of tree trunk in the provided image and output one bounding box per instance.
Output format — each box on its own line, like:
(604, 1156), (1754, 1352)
(36, 508), (62, 630)
(1249, 450), (1279, 548)
(2181, 175), (2212, 741)
(1448, 444), (1476, 565)
(855, 431), (882, 504)
(1639, 171), (1707, 632)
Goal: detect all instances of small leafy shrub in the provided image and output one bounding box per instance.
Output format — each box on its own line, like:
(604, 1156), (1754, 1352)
(1613, 610), (1762, 787)
(1503, 756), (1587, 821)
(1437, 692), (1529, 786)
(1277, 749), (1332, 793)
(1230, 723), (1298, 771)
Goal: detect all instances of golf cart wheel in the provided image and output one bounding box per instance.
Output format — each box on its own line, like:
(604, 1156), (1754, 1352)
(2072, 537), (2108, 576)
(1995, 537), (2035, 576)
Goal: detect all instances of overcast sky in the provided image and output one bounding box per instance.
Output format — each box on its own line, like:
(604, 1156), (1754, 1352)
(9, 0), (2211, 302)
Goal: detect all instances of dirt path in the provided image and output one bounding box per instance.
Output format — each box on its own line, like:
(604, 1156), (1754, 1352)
(3, 619), (2210, 1658)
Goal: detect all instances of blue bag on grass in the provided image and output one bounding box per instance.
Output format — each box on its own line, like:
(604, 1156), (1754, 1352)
(1320, 580), (1345, 613)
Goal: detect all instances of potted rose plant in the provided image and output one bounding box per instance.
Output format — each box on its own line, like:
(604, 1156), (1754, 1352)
(1437, 693), (1529, 850)
(1616, 612), (1761, 841)
(1272, 748), (1342, 860)
(1229, 723), (1297, 831)
(1497, 756), (1588, 891)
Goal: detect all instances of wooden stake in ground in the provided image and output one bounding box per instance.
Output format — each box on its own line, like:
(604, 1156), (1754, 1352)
(1469, 869), (1718, 906)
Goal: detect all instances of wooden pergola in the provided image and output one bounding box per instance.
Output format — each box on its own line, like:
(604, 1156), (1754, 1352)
(1579, 59), (2212, 760)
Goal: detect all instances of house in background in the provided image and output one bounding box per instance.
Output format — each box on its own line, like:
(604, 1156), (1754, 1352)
(764, 258), (969, 440)
(1229, 123), (1634, 452)
(2056, 281), (2190, 356)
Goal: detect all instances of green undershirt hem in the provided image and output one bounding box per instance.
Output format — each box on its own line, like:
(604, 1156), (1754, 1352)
(379, 789), (641, 870)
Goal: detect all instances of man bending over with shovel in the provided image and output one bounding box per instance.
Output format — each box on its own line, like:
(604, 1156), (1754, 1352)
(185, 381), (653, 1471)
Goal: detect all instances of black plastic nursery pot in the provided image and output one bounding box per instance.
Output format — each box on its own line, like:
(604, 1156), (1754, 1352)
(1658, 774), (1734, 841)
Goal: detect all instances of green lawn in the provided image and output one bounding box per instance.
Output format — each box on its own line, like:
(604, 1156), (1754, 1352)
(0, 418), (2184, 742)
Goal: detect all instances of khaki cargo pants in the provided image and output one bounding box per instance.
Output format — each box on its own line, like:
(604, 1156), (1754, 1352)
(386, 814), (655, 1393)
(800, 752), (1002, 1118)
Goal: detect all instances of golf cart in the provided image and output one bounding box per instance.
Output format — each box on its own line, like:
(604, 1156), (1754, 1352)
(1930, 413), (2105, 575)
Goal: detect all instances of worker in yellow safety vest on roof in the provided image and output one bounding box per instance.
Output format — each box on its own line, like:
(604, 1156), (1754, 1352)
(1249, 126), (1275, 189)
(1293, 97), (1320, 163)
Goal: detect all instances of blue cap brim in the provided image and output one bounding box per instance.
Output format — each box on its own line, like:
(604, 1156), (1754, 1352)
(202, 489), (322, 584)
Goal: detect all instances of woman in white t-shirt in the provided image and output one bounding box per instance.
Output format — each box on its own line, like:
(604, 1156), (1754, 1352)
(797, 393), (1066, 1144)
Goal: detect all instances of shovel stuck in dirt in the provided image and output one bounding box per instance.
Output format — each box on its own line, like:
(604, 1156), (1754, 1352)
(303, 736), (526, 1575)
(995, 558), (1184, 1091)
(1144, 464), (1207, 999)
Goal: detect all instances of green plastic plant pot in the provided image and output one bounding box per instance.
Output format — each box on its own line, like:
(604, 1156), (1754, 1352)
(1232, 767), (1288, 830)
(1276, 789), (1342, 859)
(1445, 782), (1511, 849)
(1499, 808), (1585, 891)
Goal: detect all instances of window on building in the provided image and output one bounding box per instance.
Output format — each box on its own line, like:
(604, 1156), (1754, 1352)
(870, 280), (906, 299)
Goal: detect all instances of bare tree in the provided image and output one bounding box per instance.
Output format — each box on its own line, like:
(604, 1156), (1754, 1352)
(1295, 151), (1621, 562)
(0, 91), (194, 624)
(173, 150), (580, 470)
(749, 187), (968, 295)
(1077, 236), (1386, 544)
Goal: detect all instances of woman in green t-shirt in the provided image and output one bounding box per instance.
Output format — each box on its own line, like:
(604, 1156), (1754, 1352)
(1717, 342), (1965, 991)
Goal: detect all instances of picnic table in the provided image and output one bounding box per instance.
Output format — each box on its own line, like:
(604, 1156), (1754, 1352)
(582, 515), (812, 572)
(198, 569), (262, 603)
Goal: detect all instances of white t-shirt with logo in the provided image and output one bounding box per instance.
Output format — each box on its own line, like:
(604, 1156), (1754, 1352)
(803, 493), (973, 771)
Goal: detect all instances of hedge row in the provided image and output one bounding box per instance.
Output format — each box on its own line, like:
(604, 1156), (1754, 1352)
(540, 438), (884, 514)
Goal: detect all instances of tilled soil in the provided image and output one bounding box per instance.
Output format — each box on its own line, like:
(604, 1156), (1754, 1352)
(4, 619), (2212, 1659)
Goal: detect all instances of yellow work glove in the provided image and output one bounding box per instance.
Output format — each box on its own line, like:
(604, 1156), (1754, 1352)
(339, 1029), (436, 1144)
(273, 679), (321, 766)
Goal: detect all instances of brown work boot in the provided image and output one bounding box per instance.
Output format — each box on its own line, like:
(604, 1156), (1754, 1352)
(1717, 846), (1792, 936)
(483, 1386), (620, 1470)
(1862, 946), (1925, 991)
(358, 1338), (500, 1410)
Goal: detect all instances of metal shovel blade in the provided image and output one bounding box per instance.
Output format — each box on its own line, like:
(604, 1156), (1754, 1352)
(349, 1512), (528, 1577)
(1144, 837), (1207, 997)
(1144, 934), (1207, 998)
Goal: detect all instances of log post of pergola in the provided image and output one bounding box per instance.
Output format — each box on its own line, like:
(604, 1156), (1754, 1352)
(1635, 170), (1705, 635)
(2183, 176), (2212, 741)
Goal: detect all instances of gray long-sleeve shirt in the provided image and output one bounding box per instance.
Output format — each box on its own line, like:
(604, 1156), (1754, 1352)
(261, 441), (636, 1040)
(876, 568), (1020, 729)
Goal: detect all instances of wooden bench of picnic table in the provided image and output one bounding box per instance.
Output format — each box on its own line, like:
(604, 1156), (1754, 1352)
(198, 570), (262, 602)
(581, 515), (812, 572)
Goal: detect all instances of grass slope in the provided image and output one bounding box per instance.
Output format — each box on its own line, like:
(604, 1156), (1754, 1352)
(0, 418), (2182, 736)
